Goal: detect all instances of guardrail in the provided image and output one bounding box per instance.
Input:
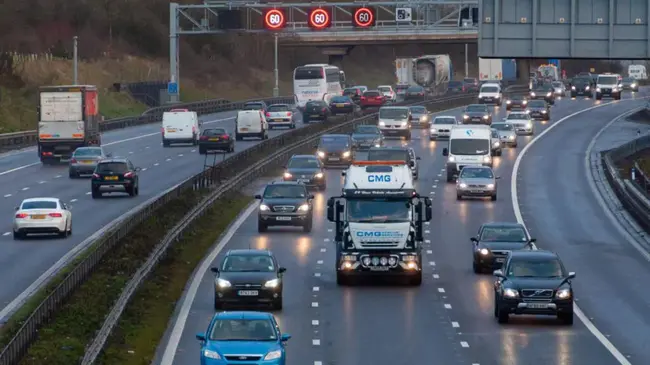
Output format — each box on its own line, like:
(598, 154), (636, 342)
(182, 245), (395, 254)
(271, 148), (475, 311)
(0, 95), (297, 153)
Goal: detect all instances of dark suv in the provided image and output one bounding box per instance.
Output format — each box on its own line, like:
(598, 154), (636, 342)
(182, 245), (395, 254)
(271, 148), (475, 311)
(91, 158), (140, 198)
(255, 182), (314, 233)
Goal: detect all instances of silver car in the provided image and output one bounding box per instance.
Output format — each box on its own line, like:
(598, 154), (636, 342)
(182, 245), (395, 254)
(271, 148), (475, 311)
(456, 165), (499, 201)
(69, 147), (110, 178)
(552, 81), (566, 96)
(504, 112), (534, 135)
(408, 106), (430, 128)
(491, 122), (518, 147)
(490, 129), (503, 156)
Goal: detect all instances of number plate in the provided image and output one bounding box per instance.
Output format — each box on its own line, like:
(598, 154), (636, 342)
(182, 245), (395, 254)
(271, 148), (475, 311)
(238, 290), (259, 296)
(495, 258), (506, 263)
(240, 128), (248, 131)
(527, 303), (548, 309)
(336, 103), (345, 107)
(276, 216), (291, 221)
(209, 138), (219, 141)
(166, 128), (177, 132)
(105, 176), (118, 181)
(297, 179), (309, 183)
(274, 119), (283, 122)
(329, 157), (340, 161)
(80, 160), (94, 164)
(369, 266), (390, 271)
(470, 190), (484, 193)
(311, 114), (320, 117)
(31, 215), (46, 219)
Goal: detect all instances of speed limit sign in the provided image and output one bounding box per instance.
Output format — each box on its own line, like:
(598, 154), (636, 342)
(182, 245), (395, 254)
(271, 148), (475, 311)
(264, 9), (286, 30)
(353, 7), (375, 27)
(308, 8), (331, 29)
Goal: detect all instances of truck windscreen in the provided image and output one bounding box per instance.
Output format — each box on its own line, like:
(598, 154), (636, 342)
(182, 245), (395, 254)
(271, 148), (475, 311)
(450, 139), (490, 155)
(347, 200), (411, 223)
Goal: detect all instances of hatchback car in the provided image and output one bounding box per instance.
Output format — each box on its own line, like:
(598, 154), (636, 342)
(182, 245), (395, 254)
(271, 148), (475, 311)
(351, 125), (384, 150)
(529, 84), (555, 104)
(196, 311), (291, 364)
(525, 100), (550, 121)
(462, 104), (492, 124)
(456, 165), (499, 201)
(256, 182), (314, 232)
(429, 116), (458, 140)
(621, 77), (639, 92)
(91, 158), (140, 198)
(69, 147), (109, 178)
(316, 134), (354, 167)
(408, 105), (430, 128)
(265, 104), (296, 129)
(13, 197), (72, 239)
(329, 96), (359, 115)
(404, 85), (426, 100)
(471, 222), (536, 273)
(210, 249), (286, 310)
(505, 95), (528, 111)
(505, 112), (535, 135)
(303, 100), (330, 123)
(198, 128), (234, 154)
(283, 154), (326, 190)
(360, 90), (386, 109)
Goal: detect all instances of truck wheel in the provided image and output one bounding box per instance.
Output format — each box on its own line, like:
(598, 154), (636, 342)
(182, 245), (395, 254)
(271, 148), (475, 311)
(336, 272), (349, 286)
(446, 171), (455, 182)
(410, 272), (422, 286)
(258, 220), (267, 233)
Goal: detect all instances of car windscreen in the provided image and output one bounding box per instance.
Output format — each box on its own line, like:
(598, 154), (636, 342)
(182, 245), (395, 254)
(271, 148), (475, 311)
(347, 199), (411, 223)
(480, 226), (528, 242)
(343, 88), (358, 95)
(367, 149), (408, 161)
(354, 126), (380, 134)
(379, 108), (408, 119)
(598, 76), (618, 84)
(463, 78), (476, 83)
(433, 117), (456, 124)
(288, 158), (320, 169)
(509, 95), (524, 100)
(378, 86), (391, 92)
(267, 105), (289, 112)
(527, 100), (546, 107)
(21, 201), (57, 209)
(466, 105), (487, 112)
(202, 129), (227, 136)
(221, 254), (275, 272)
(319, 136), (348, 148)
(506, 259), (564, 278)
(209, 319), (277, 341)
(263, 184), (307, 198)
(96, 162), (128, 173)
(460, 167), (494, 179)
(449, 81), (463, 87)
(73, 148), (102, 157)
(492, 123), (514, 131)
(409, 106), (426, 114)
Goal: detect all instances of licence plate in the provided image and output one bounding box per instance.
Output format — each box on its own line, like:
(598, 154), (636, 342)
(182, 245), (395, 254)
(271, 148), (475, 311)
(297, 179), (309, 183)
(369, 266), (390, 271)
(209, 138), (219, 141)
(527, 303), (548, 309)
(495, 258), (506, 263)
(240, 128), (248, 131)
(472, 118), (480, 121)
(166, 128), (176, 132)
(238, 290), (258, 296)
(31, 215), (46, 219)
(311, 114), (319, 117)
(105, 176), (118, 181)
(274, 119), (283, 122)
(470, 190), (484, 193)
(329, 157), (340, 161)
(336, 103), (345, 107)
(276, 216), (291, 221)
(80, 161), (94, 164)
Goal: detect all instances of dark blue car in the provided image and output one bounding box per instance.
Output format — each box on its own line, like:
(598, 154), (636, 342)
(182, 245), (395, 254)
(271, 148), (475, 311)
(197, 311), (291, 364)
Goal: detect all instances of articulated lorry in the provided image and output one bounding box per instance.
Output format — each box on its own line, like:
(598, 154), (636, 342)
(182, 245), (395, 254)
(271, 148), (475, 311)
(395, 54), (452, 94)
(37, 85), (101, 164)
(327, 160), (432, 286)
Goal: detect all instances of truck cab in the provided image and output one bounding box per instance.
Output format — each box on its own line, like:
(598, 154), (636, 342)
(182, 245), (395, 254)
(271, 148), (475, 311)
(327, 160), (432, 286)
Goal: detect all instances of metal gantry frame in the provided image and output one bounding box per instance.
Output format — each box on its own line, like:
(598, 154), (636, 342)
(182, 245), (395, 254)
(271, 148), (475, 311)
(169, 0), (478, 101)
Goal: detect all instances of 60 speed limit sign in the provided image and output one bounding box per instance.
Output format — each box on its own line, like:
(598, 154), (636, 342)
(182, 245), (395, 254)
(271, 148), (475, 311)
(353, 7), (375, 27)
(308, 8), (331, 29)
(264, 9), (286, 30)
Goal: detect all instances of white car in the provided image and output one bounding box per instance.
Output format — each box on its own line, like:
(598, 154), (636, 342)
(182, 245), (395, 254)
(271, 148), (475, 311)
(377, 85), (397, 101)
(429, 116), (458, 140)
(265, 104), (296, 129)
(13, 197), (72, 239)
(504, 112), (534, 135)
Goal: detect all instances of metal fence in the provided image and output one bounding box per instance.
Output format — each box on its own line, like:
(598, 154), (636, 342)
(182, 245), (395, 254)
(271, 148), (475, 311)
(0, 95), (297, 153)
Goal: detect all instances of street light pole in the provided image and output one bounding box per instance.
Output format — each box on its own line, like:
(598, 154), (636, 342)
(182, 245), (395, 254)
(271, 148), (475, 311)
(73, 36), (78, 84)
(273, 33), (279, 97)
(464, 43), (469, 77)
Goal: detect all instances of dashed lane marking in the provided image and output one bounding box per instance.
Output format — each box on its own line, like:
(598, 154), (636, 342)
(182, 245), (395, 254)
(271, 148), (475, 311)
(312, 339), (321, 346)
(39, 181), (46, 184)
(429, 261), (436, 266)
(460, 341), (469, 348)
(452, 321), (459, 328)
(313, 286), (319, 292)
(154, 163), (159, 166)
(21, 187), (29, 191)
(433, 274), (440, 279)
(55, 175), (61, 178)
(444, 304), (452, 309)
(311, 302), (319, 307)
(426, 250), (433, 254)
(2, 232), (10, 236)
(438, 288), (445, 293)
(165, 158), (172, 161)
(316, 260), (323, 264)
(314, 273), (321, 277)
(320, 248), (326, 252)
(312, 320), (319, 325)
(86, 192), (91, 195)
(3, 194), (10, 198)
(315, 362), (323, 365)
(324, 238), (330, 242)
(425, 230), (430, 233)
(70, 199), (77, 202)
(425, 239), (431, 243)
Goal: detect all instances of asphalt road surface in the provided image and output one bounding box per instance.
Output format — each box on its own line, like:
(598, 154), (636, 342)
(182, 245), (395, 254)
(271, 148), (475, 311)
(158, 93), (650, 365)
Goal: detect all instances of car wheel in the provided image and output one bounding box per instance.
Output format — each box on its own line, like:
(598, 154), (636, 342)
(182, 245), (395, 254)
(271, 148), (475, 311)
(257, 220), (267, 233)
(497, 306), (510, 324)
(273, 296), (283, 310)
(67, 221), (72, 236)
(472, 261), (481, 274)
(230, 145), (235, 153)
(303, 219), (313, 233)
(128, 187), (136, 197)
(199, 147), (206, 154)
(559, 311), (574, 325)
(162, 139), (170, 147)
(91, 189), (101, 199)
(69, 171), (77, 178)
(58, 227), (68, 238)
(13, 231), (23, 240)
(135, 186), (139, 196)
(456, 194), (462, 200)
(491, 194), (497, 201)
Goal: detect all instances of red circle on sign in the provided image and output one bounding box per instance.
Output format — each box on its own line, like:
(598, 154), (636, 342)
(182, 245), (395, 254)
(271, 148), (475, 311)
(264, 9), (286, 30)
(309, 8), (331, 29)
(353, 7), (374, 27)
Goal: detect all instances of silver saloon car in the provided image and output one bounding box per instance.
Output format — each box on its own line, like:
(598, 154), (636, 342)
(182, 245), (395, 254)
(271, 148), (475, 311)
(69, 147), (109, 178)
(491, 122), (518, 147)
(456, 165), (499, 201)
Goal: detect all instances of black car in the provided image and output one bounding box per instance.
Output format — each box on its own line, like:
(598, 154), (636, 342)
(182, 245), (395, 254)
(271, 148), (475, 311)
(493, 250), (576, 325)
(91, 158), (140, 198)
(283, 154), (326, 190)
(329, 96), (359, 115)
(210, 249), (286, 310)
(242, 101), (268, 113)
(316, 134), (354, 167)
(462, 104), (491, 124)
(529, 85), (555, 104)
(303, 100), (330, 123)
(621, 77), (639, 92)
(343, 87), (363, 103)
(351, 125), (384, 150)
(447, 80), (464, 93)
(367, 146), (420, 179)
(526, 100), (550, 120)
(404, 85), (426, 100)
(470, 222), (536, 273)
(255, 182), (314, 232)
(463, 78), (479, 92)
(408, 105), (430, 128)
(570, 77), (593, 97)
(505, 95), (528, 110)
(198, 128), (234, 154)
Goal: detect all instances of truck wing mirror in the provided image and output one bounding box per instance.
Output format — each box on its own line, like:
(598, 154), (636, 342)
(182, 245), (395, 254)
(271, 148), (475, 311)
(425, 205), (432, 221)
(442, 148), (449, 156)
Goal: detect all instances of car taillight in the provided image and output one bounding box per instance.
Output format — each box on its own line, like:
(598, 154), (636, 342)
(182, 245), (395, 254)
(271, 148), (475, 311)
(15, 213), (28, 218)
(70, 158), (77, 163)
(161, 127), (165, 134)
(49, 213), (62, 218)
(200, 136), (208, 140)
(322, 108), (327, 113)
(222, 135), (229, 140)
(124, 172), (134, 178)
(287, 112), (292, 116)
(361, 97), (366, 100)
(265, 112), (271, 117)
(92, 173), (100, 179)
(42, 151), (53, 156)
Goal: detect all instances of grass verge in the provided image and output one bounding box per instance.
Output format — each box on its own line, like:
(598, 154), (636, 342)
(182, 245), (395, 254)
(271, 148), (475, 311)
(14, 191), (205, 365)
(95, 193), (252, 365)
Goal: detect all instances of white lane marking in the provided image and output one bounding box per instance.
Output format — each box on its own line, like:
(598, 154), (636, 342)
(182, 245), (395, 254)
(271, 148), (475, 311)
(438, 287), (445, 293)
(39, 181), (46, 184)
(54, 175), (61, 178)
(154, 163), (159, 166)
(444, 304), (452, 309)
(452, 321), (459, 328)
(432, 185), (437, 188)
(311, 302), (319, 307)
(312, 320), (319, 325)
(320, 248), (326, 252)
(424, 222), (430, 225)
(146, 146), (150, 149)
(0, 162), (41, 176)
(426, 250), (433, 254)
(511, 100), (634, 365)
(316, 260), (323, 265)
(433, 274), (440, 279)
(327, 228), (333, 232)
(21, 187), (29, 191)
(425, 239), (431, 243)
(178, 154), (183, 157)
(128, 151), (133, 154)
(159, 202), (257, 365)
(191, 149), (196, 152)
(315, 362), (323, 365)
(314, 273), (321, 277)
(142, 168), (147, 171)
(165, 158), (172, 162)
(460, 341), (469, 348)
(434, 179), (439, 182)
(3, 194), (10, 197)
(86, 192), (91, 195)
(2, 232), (9, 236)
(313, 286), (319, 292)
(429, 261), (435, 266)
(312, 339), (320, 346)
(425, 230), (430, 233)
(70, 199), (77, 202)
(324, 238), (330, 242)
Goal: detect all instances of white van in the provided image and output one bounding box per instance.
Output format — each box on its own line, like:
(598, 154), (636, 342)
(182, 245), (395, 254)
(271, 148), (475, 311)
(378, 106), (411, 140)
(442, 126), (492, 182)
(478, 83), (503, 105)
(162, 109), (200, 147)
(235, 110), (269, 140)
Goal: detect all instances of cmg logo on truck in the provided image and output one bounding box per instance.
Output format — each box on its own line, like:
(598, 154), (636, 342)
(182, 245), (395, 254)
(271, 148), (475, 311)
(368, 174), (391, 182)
(356, 231), (404, 237)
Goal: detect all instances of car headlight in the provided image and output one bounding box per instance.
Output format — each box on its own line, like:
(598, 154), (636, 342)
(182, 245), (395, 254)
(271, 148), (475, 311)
(458, 183), (467, 188)
(298, 204), (310, 211)
(264, 349), (282, 360)
(526, 122), (532, 128)
(448, 156), (455, 162)
(283, 172), (292, 179)
(503, 288), (519, 298)
(401, 121), (408, 127)
(546, 92), (552, 97)
(555, 288), (572, 299)
(379, 121), (386, 126)
(596, 87), (601, 92)
(204, 349), (221, 359)
(420, 115), (429, 121)
(216, 278), (231, 288)
(342, 151), (351, 158)
(479, 248), (489, 255)
(506, 100), (511, 104)
(317, 151), (325, 158)
(632, 83), (637, 87)
(463, 115), (469, 119)
(571, 86), (576, 90)
(259, 204), (270, 211)
(483, 115), (489, 119)
(509, 135), (515, 140)
(493, 141), (500, 147)
(585, 86), (590, 90)
(487, 184), (495, 189)
(483, 155), (491, 163)
(314, 172), (323, 179)
(525, 109), (531, 113)
(522, 100), (527, 104)
(541, 110), (546, 113)
(530, 92), (536, 97)
(264, 278), (280, 288)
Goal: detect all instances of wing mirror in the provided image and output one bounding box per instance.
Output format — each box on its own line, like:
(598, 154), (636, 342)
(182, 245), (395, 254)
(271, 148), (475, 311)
(106, 153), (113, 157)
(495, 176), (501, 179)
(416, 156), (421, 160)
(308, 194), (315, 200)
(278, 267), (286, 274)
(254, 194), (262, 199)
(442, 148), (448, 156)
(470, 237), (478, 243)
(567, 272), (576, 279)
(281, 333), (291, 342)
(493, 269), (506, 279)
(15, 206), (19, 211)
(196, 333), (206, 342)
(210, 267), (219, 274)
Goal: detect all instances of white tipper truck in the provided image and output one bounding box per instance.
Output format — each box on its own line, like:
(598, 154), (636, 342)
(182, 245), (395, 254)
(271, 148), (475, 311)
(395, 55), (452, 94)
(327, 160), (432, 286)
(37, 85), (101, 164)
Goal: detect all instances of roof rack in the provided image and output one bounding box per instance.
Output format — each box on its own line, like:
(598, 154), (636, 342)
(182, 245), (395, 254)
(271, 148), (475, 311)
(352, 160), (407, 166)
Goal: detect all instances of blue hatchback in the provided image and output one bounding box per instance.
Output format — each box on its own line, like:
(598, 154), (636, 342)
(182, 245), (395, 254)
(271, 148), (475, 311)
(197, 311), (291, 365)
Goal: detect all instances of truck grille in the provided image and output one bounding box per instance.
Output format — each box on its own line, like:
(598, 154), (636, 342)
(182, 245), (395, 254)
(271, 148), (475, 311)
(360, 241), (400, 248)
(272, 205), (295, 212)
(521, 289), (554, 298)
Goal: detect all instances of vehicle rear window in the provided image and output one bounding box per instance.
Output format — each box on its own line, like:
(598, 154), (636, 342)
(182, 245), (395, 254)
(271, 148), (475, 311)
(378, 87), (391, 92)
(73, 148), (102, 156)
(263, 184), (307, 198)
(331, 96), (350, 103)
(407, 86), (423, 92)
(243, 103), (264, 110)
(364, 91), (380, 97)
(268, 105), (289, 112)
(449, 81), (462, 87)
(21, 201), (57, 210)
(97, 162), (128, 173)
(343, 88), (359, 95)
(306, 101), (327, 107)
(203, 128), (226, 136)
(368, 149), (408, 161)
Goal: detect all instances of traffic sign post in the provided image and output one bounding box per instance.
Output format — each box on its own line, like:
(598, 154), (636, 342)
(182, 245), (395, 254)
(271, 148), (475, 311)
(353, 7), (375, 27)
(308, 8), (331, 29)
(167, 82), (178, 95)
(264, 9), (286, 30)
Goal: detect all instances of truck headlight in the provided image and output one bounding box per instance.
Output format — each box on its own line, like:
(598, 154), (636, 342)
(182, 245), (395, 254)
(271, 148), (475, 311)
(487, 184), (495, 189)
(264, 278), (280, 288)
(317, 151), (325, 158)
(342, 151), (351, 158)
(216, 278), (231, 288)
(298, 204), (310, 211)
(571, 86), (576, 90)
(264, 350), (282, 360)
(503, 288), (519, 298)
(379, 121), (386, 126)
(483, 155), (491, 163)
(283, 172), (292, 179)
(259, 204), (270, 211)
(555, 288), (571, 299)
(401, 121), (408, 127)
(479, 248), (489, 255)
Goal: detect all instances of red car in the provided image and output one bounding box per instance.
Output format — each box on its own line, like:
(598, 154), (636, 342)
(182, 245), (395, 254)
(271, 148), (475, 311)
(360, 90), (386, 109)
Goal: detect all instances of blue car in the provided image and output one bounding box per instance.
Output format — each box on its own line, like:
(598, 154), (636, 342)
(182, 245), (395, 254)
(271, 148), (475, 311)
(197, 311), (291, 364)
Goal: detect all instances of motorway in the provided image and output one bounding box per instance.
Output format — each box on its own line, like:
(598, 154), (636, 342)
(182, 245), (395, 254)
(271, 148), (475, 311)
(158, 93), (650, 365)
(0, 110), (311, 319)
